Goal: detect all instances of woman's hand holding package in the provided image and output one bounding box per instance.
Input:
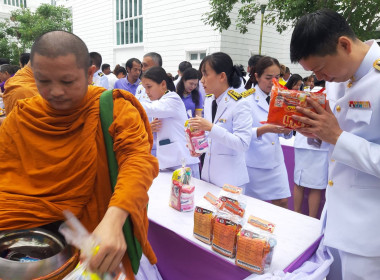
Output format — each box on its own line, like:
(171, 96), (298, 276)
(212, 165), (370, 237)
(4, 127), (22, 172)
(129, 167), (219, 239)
(188, 116), (213, 132)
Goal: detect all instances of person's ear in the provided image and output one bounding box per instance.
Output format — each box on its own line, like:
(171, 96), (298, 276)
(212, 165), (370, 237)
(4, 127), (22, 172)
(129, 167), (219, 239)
(87, 65), (96, 85)
(254, 72), (259, 81)
(219, 72), (227, 83)
(338, 36), (352, 55)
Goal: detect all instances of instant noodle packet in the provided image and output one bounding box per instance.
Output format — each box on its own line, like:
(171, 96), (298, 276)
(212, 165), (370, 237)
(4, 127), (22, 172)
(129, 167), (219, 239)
(266, 78), (326, 129)
(235, 223), (276, 274)
(193, 198), (216, 244)
(211, 211), (243, 258)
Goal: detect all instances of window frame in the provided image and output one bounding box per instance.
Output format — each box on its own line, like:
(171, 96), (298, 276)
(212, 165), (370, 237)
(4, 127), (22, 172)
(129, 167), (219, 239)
(115, 0), (143, 47)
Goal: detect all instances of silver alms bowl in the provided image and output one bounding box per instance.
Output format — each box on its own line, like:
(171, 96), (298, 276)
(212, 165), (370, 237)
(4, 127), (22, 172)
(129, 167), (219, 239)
(0, 228), (75, 280)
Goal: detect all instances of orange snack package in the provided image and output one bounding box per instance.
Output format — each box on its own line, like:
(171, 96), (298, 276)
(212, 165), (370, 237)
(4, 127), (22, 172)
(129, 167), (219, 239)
(235, 228), (272, 274)
(266, 78), (326, 129)
(247, 215), (276, 234)
(211, 214), (242, 258)
(193, 199), (216, 244)
(222, 184), (243, 194)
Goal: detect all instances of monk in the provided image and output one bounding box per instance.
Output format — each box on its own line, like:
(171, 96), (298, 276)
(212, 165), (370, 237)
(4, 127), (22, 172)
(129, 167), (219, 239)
(0, 31), (159, 279)
(2, 61), (39, 115)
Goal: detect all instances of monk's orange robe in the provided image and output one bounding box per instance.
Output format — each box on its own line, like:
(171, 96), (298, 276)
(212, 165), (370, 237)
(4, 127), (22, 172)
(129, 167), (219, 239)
(3, 64), (39, 115)
(0, 86), (159, 279)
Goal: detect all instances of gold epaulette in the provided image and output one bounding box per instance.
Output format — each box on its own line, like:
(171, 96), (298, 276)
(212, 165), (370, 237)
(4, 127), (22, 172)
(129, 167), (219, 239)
(241, 88), (255, 98)
(228, 90), (242, 101)
(206, 94), (213, 98)
(374, 58), (380, 71)
(98, 72), (104, 77)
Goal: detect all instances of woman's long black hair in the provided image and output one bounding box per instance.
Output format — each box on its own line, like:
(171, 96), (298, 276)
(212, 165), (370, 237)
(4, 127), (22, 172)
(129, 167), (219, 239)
(176, 68), (200, 106)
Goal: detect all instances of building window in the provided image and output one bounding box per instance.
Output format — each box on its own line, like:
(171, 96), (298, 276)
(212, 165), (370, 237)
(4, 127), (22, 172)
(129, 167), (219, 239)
(188, 51), (207, 62)
(116, 0), (143, 45)
(4, 0), (26, 7)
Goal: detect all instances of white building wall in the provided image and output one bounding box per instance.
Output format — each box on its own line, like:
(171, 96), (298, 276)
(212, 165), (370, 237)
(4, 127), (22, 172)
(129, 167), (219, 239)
(142, 0), (221, 74)
(71, 0), (114, 70)
(221, 6), (311, 77)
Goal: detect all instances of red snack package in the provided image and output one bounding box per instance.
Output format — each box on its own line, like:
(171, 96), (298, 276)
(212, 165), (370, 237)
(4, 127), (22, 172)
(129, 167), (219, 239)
(266, 78), (326, 129)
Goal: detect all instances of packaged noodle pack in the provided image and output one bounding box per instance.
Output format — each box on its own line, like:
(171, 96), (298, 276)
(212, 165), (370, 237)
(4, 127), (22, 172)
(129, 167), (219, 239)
(184, 120), (209, 154)
(235, 216), (277, 274)
(266, 78), (326, 129)
(211, 211), (243, 258)
(193, 197), (217, 244)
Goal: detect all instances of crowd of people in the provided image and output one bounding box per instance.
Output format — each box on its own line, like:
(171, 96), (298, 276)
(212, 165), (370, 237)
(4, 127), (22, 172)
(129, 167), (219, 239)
(0, 8), (379, 280)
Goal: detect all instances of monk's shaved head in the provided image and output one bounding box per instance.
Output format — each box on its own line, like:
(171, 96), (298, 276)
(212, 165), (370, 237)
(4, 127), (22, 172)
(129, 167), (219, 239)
(30, 30), (91, 70)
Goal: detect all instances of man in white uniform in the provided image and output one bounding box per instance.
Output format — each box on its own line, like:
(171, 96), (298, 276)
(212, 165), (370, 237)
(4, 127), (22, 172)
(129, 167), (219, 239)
(89, 52), (109, 89)
(290, 9), (380, 279)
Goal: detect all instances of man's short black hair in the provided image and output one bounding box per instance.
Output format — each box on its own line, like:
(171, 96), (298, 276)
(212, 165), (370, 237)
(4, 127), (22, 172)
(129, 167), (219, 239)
(0, 58), (10, 65)
(90, 52), (102, 69)
(178, 61), (192, 73)
(143, 52), (162, 67)
(19, 53), (30, 67)
(290, 9), (356, 62)
(101, 63), (110, 72)
(126, 58), (141, 69)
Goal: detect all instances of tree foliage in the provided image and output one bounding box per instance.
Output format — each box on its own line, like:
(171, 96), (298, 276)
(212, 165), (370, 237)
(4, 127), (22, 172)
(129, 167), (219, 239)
(203, 0), (380, 40)
(0, 4), (72, 64)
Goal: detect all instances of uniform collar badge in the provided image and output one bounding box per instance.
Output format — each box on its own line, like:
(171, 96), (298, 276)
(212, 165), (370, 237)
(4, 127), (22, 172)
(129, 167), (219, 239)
(218, 118), (226, 123)
(374, 58), (380, 71)
(347, 76), (355, 88)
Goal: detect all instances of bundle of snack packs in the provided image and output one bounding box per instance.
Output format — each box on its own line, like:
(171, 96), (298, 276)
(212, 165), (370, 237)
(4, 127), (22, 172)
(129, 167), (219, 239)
(169, 165), (195, 212)
(266, 78), (326, 129)
(184, 119), (209, 154)
(193, 184), (277, 274)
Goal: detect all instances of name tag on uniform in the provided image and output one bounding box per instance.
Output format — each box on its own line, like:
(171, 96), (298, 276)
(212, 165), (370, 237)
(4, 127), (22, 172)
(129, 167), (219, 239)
(218, 118), (227, 123)
(348, 101), (371, 109)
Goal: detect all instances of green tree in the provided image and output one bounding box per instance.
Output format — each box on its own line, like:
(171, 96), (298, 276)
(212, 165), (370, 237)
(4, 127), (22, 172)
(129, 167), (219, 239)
(203, 0), (380, 41)
(0, 4), (72, 64)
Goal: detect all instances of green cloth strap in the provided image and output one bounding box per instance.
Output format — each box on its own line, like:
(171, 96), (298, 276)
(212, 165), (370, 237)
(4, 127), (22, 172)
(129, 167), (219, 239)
(99, 90), (143, 274)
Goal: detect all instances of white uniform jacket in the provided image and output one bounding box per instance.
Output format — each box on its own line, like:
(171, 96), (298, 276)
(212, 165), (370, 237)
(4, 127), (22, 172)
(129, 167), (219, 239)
(202, 88), (253, 187)
(245, 85), (292, 169)
(323, 40), (380, 257)
(92, 70), (109, 89)
(141, 91), (199, 169)
(135, 84), (150, 103)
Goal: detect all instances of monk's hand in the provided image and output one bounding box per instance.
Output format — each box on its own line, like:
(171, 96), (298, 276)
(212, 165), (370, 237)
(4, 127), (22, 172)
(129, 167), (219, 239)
(188, 116), (213, 132)
(292, 98), (343, 145)
(150, 118), (162, 133)
(88, 206), (128, 274)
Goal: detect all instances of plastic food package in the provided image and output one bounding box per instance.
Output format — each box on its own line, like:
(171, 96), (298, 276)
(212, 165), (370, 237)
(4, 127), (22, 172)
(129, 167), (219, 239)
(193, 198), (217, 244)
(172, 165), (192, 185)
(59, 211), (126, 280)
(184, 120), (209, 154)
(247, 215), (276, 234)
(169, 180), (195, 212)
(218, 189), (247, 218)
(266, 78), (326, 129)
(235, 223), (277, 274)
(211, 211), (243, 258)
(170, 165), (195, 212)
